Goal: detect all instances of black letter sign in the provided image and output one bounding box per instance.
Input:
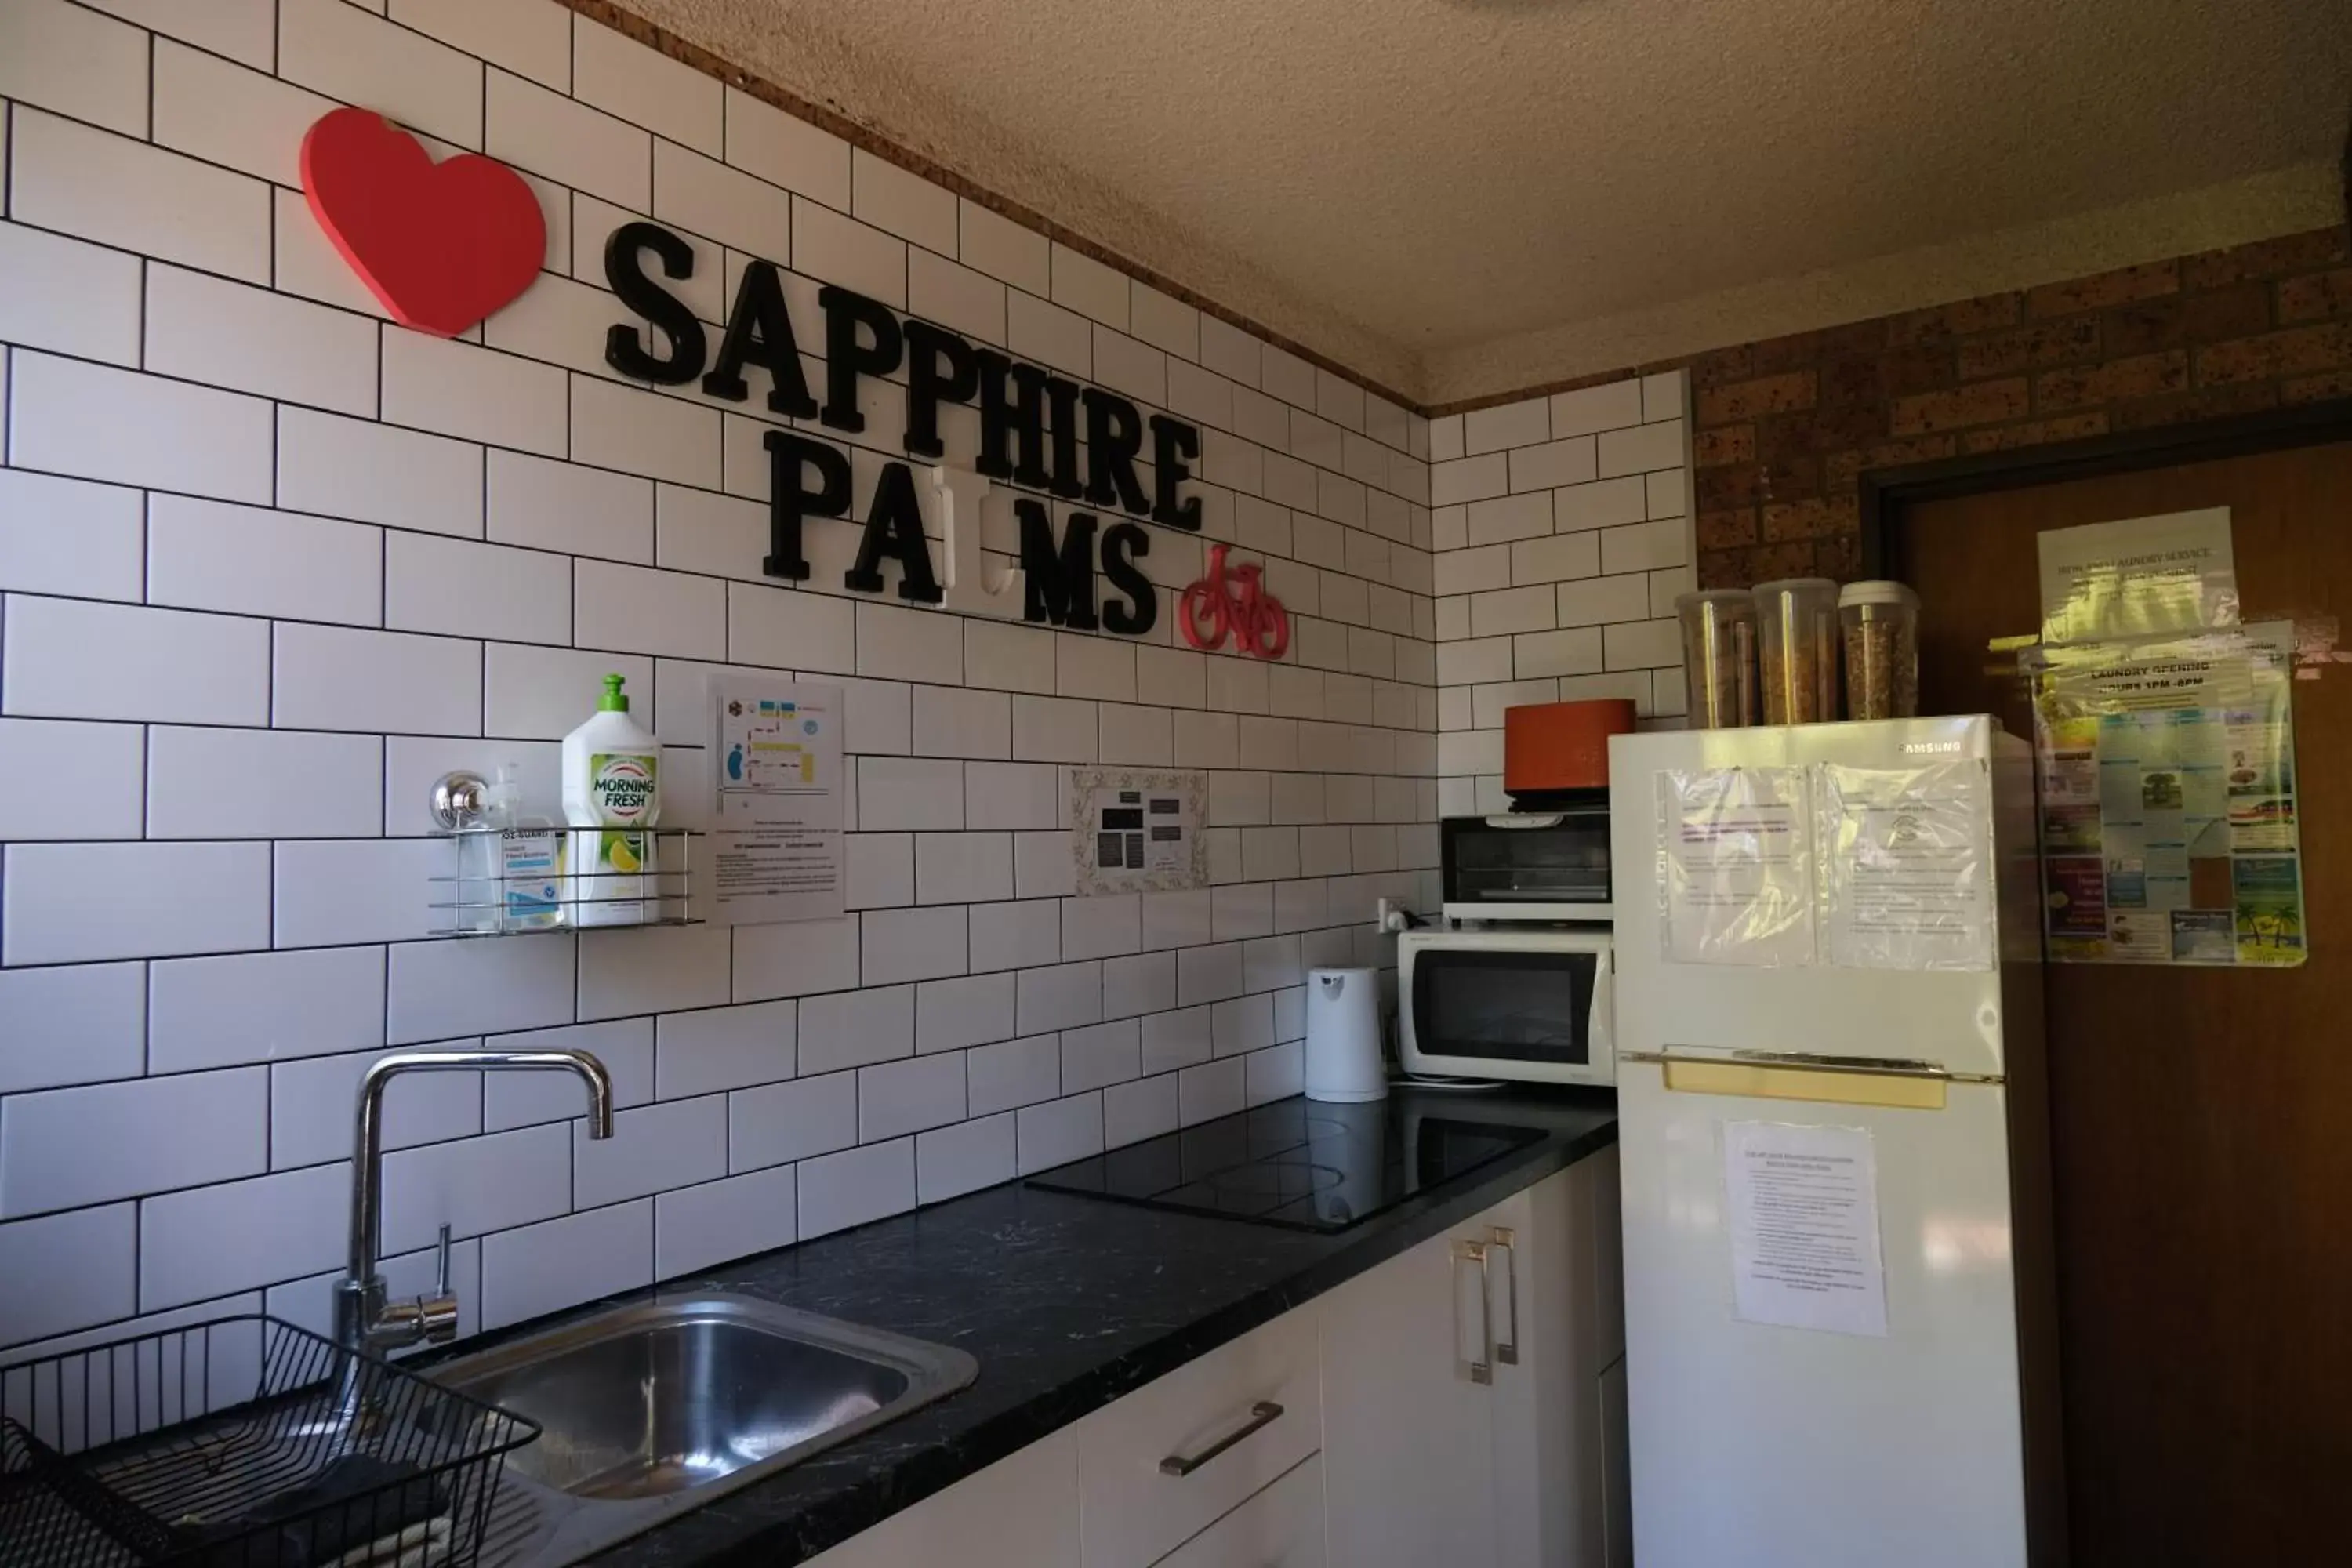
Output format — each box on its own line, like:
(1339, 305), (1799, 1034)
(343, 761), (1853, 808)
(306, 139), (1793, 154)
(761, 430), (851, 582)
(818, 286), (904, 433)
(847, 463), (944, 604)
(702, 260), (818, 417)
(1099, 521), (1156, 636)
(596, 226), (1210, 648)
(604, 221), (706, 383)
(1149, 415), (1201, 530)
(1018, 499), (1097, 630)
(902, 321), (978, 459)
(1081, 389), (1150, 515)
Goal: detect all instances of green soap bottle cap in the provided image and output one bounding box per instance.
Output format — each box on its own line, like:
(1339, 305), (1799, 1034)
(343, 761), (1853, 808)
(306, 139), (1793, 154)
(599, 673), (630, 713)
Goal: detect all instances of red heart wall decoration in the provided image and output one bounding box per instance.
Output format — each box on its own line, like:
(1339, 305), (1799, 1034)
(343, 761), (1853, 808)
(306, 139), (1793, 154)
(300, 107), (546, 338)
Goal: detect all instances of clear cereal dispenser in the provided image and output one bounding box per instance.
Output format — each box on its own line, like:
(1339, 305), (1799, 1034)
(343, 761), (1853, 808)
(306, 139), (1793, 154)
(1675, 589), (1760, 728)
(1838, 579), (1921, 720)
(1753, 576), (1841, 724)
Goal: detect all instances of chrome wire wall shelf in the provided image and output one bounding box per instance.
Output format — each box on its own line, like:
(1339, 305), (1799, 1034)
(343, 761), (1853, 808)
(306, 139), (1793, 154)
(424, 769), (699, 938)
(428, 826), (699, 938)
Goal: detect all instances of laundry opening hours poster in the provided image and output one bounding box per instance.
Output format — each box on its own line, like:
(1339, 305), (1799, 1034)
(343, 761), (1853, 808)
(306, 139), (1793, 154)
(2030, 622), (2305, 966)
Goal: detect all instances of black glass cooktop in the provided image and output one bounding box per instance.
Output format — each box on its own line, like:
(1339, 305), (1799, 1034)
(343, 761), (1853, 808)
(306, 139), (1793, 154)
(1025, 1095), (1546, 1233)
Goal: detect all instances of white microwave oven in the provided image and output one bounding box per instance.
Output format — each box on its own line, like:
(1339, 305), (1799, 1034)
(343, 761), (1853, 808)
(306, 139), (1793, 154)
(1397, 927), (1615, 1087)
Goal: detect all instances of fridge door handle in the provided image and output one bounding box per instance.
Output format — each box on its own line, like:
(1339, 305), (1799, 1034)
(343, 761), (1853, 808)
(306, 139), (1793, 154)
(1486, 1226), (1519, 1366)
(1621, 1047), (2003, 1086)
(1452, 1239), (1494, 1386)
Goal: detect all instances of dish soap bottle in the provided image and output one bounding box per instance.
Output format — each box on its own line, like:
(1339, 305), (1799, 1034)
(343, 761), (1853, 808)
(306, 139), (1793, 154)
(562, 673), (660, 927)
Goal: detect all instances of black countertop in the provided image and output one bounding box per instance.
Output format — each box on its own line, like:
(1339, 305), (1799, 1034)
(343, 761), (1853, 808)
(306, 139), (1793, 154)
(541, 1085), (1617, 1566)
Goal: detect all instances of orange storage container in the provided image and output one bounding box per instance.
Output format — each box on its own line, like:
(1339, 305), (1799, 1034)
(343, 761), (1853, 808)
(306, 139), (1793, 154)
(1504, 699), (1635, 795)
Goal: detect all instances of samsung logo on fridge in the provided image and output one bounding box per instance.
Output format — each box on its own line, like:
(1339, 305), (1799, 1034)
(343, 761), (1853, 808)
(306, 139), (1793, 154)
(1900, 741), (1964, 753)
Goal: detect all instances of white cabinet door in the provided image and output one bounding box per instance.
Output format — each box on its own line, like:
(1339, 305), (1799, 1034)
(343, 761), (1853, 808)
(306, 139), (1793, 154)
(1324, 1156), (1627, 1568)
(1156, 1455), (1327, 1568)
(1490, 1170), (1594, 1568)
(1319, 1224), (1501, 1568)
(804, 1428), (1082, 1568)
(1075, 1305), (1323, 1568)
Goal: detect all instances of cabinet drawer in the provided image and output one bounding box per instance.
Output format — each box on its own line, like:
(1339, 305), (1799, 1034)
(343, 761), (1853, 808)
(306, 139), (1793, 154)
(804, 1429), (1080, 1568)
(1154, 1454), (1326, 1568)
(1076, 1306), (1322, 1567)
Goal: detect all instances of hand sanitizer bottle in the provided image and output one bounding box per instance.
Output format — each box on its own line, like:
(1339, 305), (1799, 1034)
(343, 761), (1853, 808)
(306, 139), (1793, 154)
(490, 767), (566, 931)
(562, 674), (660, 926)
(452, 765), (566, 933)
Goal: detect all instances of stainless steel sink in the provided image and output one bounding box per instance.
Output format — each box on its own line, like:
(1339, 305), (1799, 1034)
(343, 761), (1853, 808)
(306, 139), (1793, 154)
(430, 1294), (977, 1564)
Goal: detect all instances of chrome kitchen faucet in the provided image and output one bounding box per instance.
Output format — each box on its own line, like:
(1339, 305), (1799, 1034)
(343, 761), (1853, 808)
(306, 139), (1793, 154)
(334, 1049), (615, 1375)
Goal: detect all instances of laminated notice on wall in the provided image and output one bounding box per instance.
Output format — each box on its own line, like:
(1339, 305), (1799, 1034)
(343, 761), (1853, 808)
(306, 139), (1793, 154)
(1723, 1120), (1889, 1338)
(706, 675), (844, 925)
(1068, 768), (1207, 896)
(2037, 507), (2238, 645)
(2028, 621), (2305, 966)
(1657, 768), (1816, 966)
(1816, 760), (1996, 971)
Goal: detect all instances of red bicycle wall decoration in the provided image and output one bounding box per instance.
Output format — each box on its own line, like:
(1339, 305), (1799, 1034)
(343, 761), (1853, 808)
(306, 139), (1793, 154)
(1179, 543), (1289, 660)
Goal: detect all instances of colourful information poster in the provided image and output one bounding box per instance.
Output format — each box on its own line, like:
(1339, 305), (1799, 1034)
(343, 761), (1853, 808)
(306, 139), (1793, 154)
(706, 675), (845, 925)
(2027, 622), (2305, 966)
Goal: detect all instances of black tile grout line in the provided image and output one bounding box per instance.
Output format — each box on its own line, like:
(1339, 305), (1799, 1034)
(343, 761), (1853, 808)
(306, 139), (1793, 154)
(0, 436), (1442, 631)
(2, 100), (1432, 476)
(0, 340), (1443, 604)
(7, 399), (1434, 622)
(0, 587), (1450, 725)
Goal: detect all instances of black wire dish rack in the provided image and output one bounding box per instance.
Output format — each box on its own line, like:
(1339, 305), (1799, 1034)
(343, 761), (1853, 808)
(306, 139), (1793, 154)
(0, 1316), (538, 1568)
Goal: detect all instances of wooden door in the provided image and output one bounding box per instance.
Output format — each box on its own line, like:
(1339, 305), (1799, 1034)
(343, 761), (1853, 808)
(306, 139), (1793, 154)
(1894, 439), (2352, 1566)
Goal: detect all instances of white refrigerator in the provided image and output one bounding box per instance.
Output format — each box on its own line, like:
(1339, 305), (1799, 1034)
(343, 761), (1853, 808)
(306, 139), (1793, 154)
(1608, 716), (2064, 1568)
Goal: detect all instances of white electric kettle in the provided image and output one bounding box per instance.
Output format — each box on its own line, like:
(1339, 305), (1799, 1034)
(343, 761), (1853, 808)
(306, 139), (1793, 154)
(1304, 967), (1387, 1102)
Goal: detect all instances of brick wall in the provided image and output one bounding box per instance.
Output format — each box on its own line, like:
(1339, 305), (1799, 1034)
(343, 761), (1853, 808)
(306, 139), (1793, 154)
(1415, 233), (2352, 773)
(1679, 227), (2352, 589)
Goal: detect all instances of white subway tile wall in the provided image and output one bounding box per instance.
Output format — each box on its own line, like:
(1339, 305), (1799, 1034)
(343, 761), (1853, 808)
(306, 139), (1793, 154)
(1429, 374), (1696, 817)
(0, 0), (1439, 1354)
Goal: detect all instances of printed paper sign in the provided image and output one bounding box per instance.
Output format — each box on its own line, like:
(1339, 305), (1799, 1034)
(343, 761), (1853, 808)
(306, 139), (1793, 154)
(1723, 1120), (1889, 1338)
(1816, 761), (1996, 971)
(1657, 768), (1816, 966)
(706, 675), (844, 924)
(2028, 622), (2304, 966)
(2038, 507), (2238, 644)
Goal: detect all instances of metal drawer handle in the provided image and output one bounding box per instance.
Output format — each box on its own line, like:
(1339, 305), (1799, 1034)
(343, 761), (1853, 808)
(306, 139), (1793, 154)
(1486, 1226), (1519, 1367)
(1159, 1401), (1285, 1477)
(1454, 1240), (1493, 1385)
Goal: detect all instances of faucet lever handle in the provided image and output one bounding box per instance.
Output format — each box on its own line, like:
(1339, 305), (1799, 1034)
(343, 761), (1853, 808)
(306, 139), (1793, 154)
(416, 1225), (460, 1346)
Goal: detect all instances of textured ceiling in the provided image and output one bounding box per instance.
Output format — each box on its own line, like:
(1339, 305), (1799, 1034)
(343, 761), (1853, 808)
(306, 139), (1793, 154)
(628, 0), (2351, 405)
